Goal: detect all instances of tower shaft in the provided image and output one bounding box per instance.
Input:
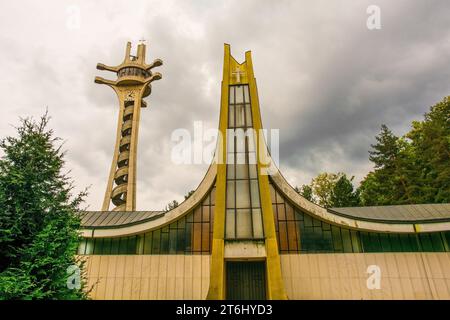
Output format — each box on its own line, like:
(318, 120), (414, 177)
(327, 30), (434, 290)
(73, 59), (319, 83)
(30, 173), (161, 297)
(95, 42), (162, 211)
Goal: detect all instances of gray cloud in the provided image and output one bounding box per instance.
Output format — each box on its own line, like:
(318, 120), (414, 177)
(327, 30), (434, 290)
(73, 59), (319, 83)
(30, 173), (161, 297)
(0, 0), (449, 210)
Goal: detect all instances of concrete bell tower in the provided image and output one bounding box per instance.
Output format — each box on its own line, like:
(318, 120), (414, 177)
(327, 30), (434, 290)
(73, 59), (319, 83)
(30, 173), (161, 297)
(95, 41), (162, 211)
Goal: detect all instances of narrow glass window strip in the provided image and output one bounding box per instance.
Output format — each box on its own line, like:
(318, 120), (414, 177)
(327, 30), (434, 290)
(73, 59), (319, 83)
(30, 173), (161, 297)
(235, 86), (244, 104)
(228, 105), (235, 128)
(229, 86), (235, 104)
(243, 85), (250, 103)
(250, 179), (261, 208)
(235, 105), (245, 127)
(245, 104), (252, 127)
(236, 209), (252, 238)
(225, 209), (236, 239)
(226, 181), (235, 208)
(227, 163), (235, 179)
(252, 209), (264, 238)
(235, 180), (251, 208)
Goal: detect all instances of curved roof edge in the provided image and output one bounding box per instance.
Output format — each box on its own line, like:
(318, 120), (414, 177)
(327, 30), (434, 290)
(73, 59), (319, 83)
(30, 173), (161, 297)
(81, 163), (217, 238)
(269, 169), (450, 233)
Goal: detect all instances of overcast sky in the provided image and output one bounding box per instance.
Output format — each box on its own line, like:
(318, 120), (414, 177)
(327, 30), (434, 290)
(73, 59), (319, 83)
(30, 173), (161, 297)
(0, 0), (449, 210)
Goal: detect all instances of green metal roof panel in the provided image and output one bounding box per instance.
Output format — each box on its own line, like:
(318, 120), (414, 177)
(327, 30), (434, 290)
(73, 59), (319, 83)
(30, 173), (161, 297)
(328, 203), (450, 223)
(80, 211), (165, 228)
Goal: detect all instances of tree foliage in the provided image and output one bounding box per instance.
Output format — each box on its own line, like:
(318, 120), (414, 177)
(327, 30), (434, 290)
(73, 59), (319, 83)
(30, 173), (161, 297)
(359, 96), (450, 205)
(0, 114), (88, 299)
(299, 97), (449, 208)
(297, 172), (360, 208)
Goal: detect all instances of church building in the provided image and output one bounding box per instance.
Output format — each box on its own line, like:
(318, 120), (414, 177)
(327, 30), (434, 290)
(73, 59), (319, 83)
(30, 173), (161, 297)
(79, 42), (450, 300)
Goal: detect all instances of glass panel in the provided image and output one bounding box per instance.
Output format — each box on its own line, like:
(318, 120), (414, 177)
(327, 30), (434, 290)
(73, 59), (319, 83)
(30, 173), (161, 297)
(277, 204), (286, 220)
(341, 229), (353, 253)
(235, 180), (251, 208)
(418, 233), (432, 251)
(78, 239), (87, 255)
(430, 233), (445, 251)
(169, 228), (177, 254)
(332, 226), (343, 252)
(278, 221), (288, 251)
(252, 209), (264, 238)
(287, 221), (298, 251)
(139, 235), (146, 254)
(389, 234), (402, 252)
(225, 209), (235, 238)
(235, 131), (246, 153)
(322, 231), (333, 252)
(228, 106), (234, 128)
(235, 86), (244, 103)
(285, 203), (294, 220)
(176, 228), (185, 253)
(248, 152), (256, 165)
(104, 238), (113, 254)
(226, 181), (235, 208)
(245, 104), (252, 127)
(127, 236), (137, 255)
(243, 85), (250, 103)
(236, 164), (249, 179)
(275, 190), (285, 204)
(210, 187), (216, 205)
(408, 234), (419, 252)
(303, 214), (312, 227)
(379, 233), (391, 252)
(250, 180), (260, 208)
(273, 205), (279, 230)
(236, 153), (246, 165)
(152, 230), (161, 254)
(194, 206), (202, 222)
(235, 105), (245, 127)
(202, 223), (210, 252)
(202, 206), (210, 222)
(210, 206), (215, 226)
(236, 209), (252, 238)
(93, 238), (103, 254)
(269, 184), (276, 204)
(177, 217), (186, 229)
(350, 230), (361, 253)
(186, 212), (193, 223)
(229, 86), (235, 104)
(193, 223), (202, 251)
(202, 193), (210, 206)
(313, 218), (321, 227)
(399, 234), (412, 252)
(227, 152), (235, 165)
(143, 233), (152, 254)
(227, 131), (234, 152)
(249, 164), (257, 179)
(247, 132), (255, 152)
(85, 239), (94, 255)
(185, 223), (192, 252)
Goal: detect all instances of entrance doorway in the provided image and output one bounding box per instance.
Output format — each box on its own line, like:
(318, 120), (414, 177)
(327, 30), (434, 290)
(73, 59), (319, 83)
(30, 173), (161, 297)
(226, 261), (266, 300)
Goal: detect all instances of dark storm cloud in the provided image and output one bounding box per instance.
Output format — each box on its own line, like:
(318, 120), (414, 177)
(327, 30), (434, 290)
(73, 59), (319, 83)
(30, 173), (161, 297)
(0, 0), (449, 209)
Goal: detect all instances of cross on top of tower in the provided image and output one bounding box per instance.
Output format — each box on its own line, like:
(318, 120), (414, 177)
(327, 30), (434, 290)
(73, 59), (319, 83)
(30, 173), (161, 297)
(232, 68), (244, 83)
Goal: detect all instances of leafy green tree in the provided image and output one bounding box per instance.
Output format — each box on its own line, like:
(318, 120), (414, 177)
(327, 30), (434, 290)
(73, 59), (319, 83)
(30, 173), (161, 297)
(330, 175), (360, 207)
(310, 172), (343, 207)
(359, 125), (414, 205)
(296, 185), (314, 202)
(164, 200), (179, 211)
(0, 114), (87, 299)
(184, 190), (195, 200)
(407, 96), (450, 203)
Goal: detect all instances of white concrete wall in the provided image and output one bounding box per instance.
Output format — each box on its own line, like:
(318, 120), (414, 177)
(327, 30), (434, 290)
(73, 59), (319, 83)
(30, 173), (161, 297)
(280, 253), (450, 300)
(82, 255), (210, 300)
